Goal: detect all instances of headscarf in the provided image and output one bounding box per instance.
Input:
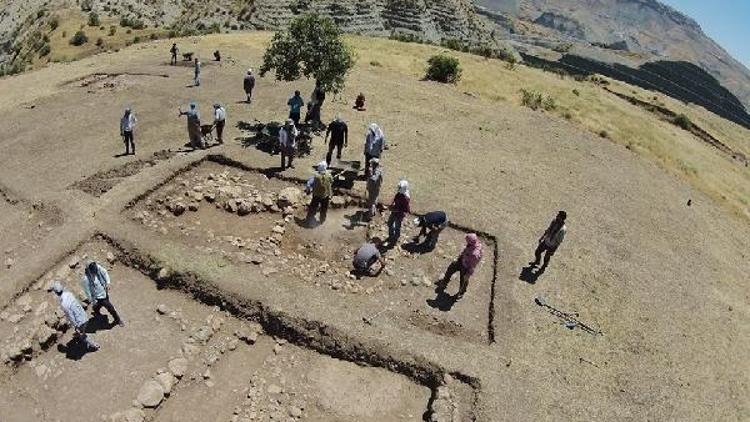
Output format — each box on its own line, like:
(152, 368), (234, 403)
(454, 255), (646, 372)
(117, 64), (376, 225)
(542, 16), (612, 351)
(247, 68), (253, 75)
(335, 113), (343, 123)
(48, 281), (63, 294)
(397, 179), (410, 198)
(368, 123), (384, 141)
(465, 233), (483, 258)
(317, 161), (328, 174)
(370, 157), (379, 166)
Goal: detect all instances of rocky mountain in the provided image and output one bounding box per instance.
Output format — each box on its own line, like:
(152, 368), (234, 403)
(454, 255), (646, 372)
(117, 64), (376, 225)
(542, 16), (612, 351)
(0, 0), (499, 76)
(505, 0), (750, 110)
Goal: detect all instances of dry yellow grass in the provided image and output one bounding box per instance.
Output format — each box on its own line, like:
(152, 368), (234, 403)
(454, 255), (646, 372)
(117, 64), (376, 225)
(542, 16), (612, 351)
(346, 36), (750, 220)
(39, 9), (165, 66)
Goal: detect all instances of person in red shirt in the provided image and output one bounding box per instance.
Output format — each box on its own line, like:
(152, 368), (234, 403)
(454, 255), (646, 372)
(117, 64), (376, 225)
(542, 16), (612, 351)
(386, 180), (410, 245)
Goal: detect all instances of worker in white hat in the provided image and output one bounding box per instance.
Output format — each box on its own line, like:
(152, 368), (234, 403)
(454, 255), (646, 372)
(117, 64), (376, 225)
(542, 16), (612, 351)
(48, 281), (99, 352)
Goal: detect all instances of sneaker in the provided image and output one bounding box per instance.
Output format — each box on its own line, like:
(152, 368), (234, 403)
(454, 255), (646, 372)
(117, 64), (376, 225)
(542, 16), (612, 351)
(116, 320), (126, 327)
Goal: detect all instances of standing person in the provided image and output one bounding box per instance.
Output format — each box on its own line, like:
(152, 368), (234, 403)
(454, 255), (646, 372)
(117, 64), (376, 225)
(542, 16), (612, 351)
(243, 69), (256, 103)
(81, 261), (124, 327)
(179, 102), (204, 150)
(287, 90), (304, 126)
(366, 158), (383, 220)
(308, 81), (326, 126)
(364, 123), (385, 178)
(531, 211), (568, 271)
(170, 43), (179, 65)
(119, 107), (137, 155)
(305, 161), (333, 225)
(48, 281), (99, 351)
(438, 233), (483, 300)
(352, 239), (386, 276)
(193, 57), (201, 86)
(213, 103), (226, 145)
(413, 211), (448, 249)
(324, 114), (348, 166)
(386, 180), (410, 244)
(279, 119), (298, 170)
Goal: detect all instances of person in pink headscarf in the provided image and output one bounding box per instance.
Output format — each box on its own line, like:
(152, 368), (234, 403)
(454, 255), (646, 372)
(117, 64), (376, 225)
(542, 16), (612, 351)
(437, 233), (483, 299)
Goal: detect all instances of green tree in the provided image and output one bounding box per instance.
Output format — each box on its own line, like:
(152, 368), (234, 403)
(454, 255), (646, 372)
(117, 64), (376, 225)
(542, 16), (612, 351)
(260, 14), (355, 93)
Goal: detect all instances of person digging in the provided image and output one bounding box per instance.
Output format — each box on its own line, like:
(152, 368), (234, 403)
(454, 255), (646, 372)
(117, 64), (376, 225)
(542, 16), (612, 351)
(352, 238), (387, 278)
(413, 211), (448, 251)
(48, 281), (100, 352)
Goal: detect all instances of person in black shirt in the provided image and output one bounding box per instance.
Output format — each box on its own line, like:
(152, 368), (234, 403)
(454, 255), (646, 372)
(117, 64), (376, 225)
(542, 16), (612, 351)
(324, 115), (348, 166)
(413, 211), (448, 249)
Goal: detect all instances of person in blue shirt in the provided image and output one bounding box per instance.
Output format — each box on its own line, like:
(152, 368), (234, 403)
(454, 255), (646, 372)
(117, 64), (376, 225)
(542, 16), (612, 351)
(287, 90), (305, 126)
(81, 261), (125, 327)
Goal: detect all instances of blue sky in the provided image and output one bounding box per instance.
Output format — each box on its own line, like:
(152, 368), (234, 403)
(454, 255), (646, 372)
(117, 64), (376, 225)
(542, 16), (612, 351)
(660, 0), (750, 69)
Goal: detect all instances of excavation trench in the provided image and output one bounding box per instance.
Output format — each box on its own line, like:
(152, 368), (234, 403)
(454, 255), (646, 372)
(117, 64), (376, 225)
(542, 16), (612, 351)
(1, 235), (478, 421)
(103, 233), (480, 421)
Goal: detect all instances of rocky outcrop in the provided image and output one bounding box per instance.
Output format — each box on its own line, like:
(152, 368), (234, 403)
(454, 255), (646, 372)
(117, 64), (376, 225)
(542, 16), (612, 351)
(513, 0), (750, 110)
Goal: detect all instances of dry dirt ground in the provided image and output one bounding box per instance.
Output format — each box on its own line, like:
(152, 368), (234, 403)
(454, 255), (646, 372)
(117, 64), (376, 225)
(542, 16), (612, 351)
(0, 33), (747, 421)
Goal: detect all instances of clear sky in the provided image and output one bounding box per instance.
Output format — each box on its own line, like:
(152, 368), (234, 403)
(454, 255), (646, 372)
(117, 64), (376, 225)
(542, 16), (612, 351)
(660, 0), (750, 69)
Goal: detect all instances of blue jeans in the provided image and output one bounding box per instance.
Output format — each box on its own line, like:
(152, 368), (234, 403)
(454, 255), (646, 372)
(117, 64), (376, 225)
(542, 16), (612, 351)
(388, 213), (403, 242)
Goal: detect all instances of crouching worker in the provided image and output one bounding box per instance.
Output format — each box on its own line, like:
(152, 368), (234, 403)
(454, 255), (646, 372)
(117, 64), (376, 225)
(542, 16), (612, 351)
(413, 211), (448, 250)
(352, 239), (387, 277)
(437, 233), (483, 300)
(48, 281), (99, 352)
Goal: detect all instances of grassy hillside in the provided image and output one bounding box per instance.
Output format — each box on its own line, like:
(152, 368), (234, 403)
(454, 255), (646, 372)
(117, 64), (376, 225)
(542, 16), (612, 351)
(352, 36), (750, 220)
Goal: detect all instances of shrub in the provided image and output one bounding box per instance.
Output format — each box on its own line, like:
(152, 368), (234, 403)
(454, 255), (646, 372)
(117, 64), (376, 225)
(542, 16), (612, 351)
(120, 16), (145, 30)
(62, 31), (67, 38)
(80, 0), (93, 12)
(563, 112), (573, 120)
(88, 12), (100, 27)
(69, 30), (88, 46)
(149, 33), (158, 40)
(674, 114), (693, 131)
(133, 36), (141, 43)
(599, 130), (609, 138)
(49, 17), (59, 30)
(95, 37), (103, 47)
(369, 60), (381, 67)
(109, 26), (117, 36)
(425, 54), (462, 84)
(520, 89), (556, 111)
(572, 89), (580, 96)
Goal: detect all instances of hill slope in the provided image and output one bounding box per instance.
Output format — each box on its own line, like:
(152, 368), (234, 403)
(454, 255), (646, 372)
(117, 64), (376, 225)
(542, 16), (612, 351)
(512, 0), (750, 110)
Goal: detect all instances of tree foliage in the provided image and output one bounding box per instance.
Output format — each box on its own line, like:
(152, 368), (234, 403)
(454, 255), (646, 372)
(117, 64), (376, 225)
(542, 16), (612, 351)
(260, 14), (355, 94)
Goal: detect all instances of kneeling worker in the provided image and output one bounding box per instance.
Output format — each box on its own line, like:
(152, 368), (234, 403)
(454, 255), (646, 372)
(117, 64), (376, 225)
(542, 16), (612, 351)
(353, 240), (387, 277)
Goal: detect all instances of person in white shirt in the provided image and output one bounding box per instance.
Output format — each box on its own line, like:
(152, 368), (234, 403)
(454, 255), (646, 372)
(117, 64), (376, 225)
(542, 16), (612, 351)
(48, 281), (99, 351)
(213, 103), (226, 144)
(120, 108), (137, 155)
(81, 260), (124, 327)
(278, 119), (298, 170)
(532, 211), (568, 271)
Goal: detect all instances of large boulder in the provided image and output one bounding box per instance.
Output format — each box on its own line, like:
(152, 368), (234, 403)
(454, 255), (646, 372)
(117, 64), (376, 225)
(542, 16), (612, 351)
(277, 187), (301, 207)
(136, 380), (165, 408)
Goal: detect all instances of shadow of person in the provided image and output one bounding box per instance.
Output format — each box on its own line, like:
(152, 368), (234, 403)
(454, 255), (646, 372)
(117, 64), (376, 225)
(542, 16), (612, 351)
(57, 338), (91, 361)
(402, 238), (435, 255)
(84, 314), (115, 333)
(294, 216), (318, 229)
(342, 211), (369, 231)
(113, 152), (130, 158)
(427, 289), (458, 312)
(519, 265), (544, 284)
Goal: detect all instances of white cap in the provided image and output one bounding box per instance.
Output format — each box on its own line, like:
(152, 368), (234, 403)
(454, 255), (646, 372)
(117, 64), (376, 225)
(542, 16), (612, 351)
(317, 161), (328, 173)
